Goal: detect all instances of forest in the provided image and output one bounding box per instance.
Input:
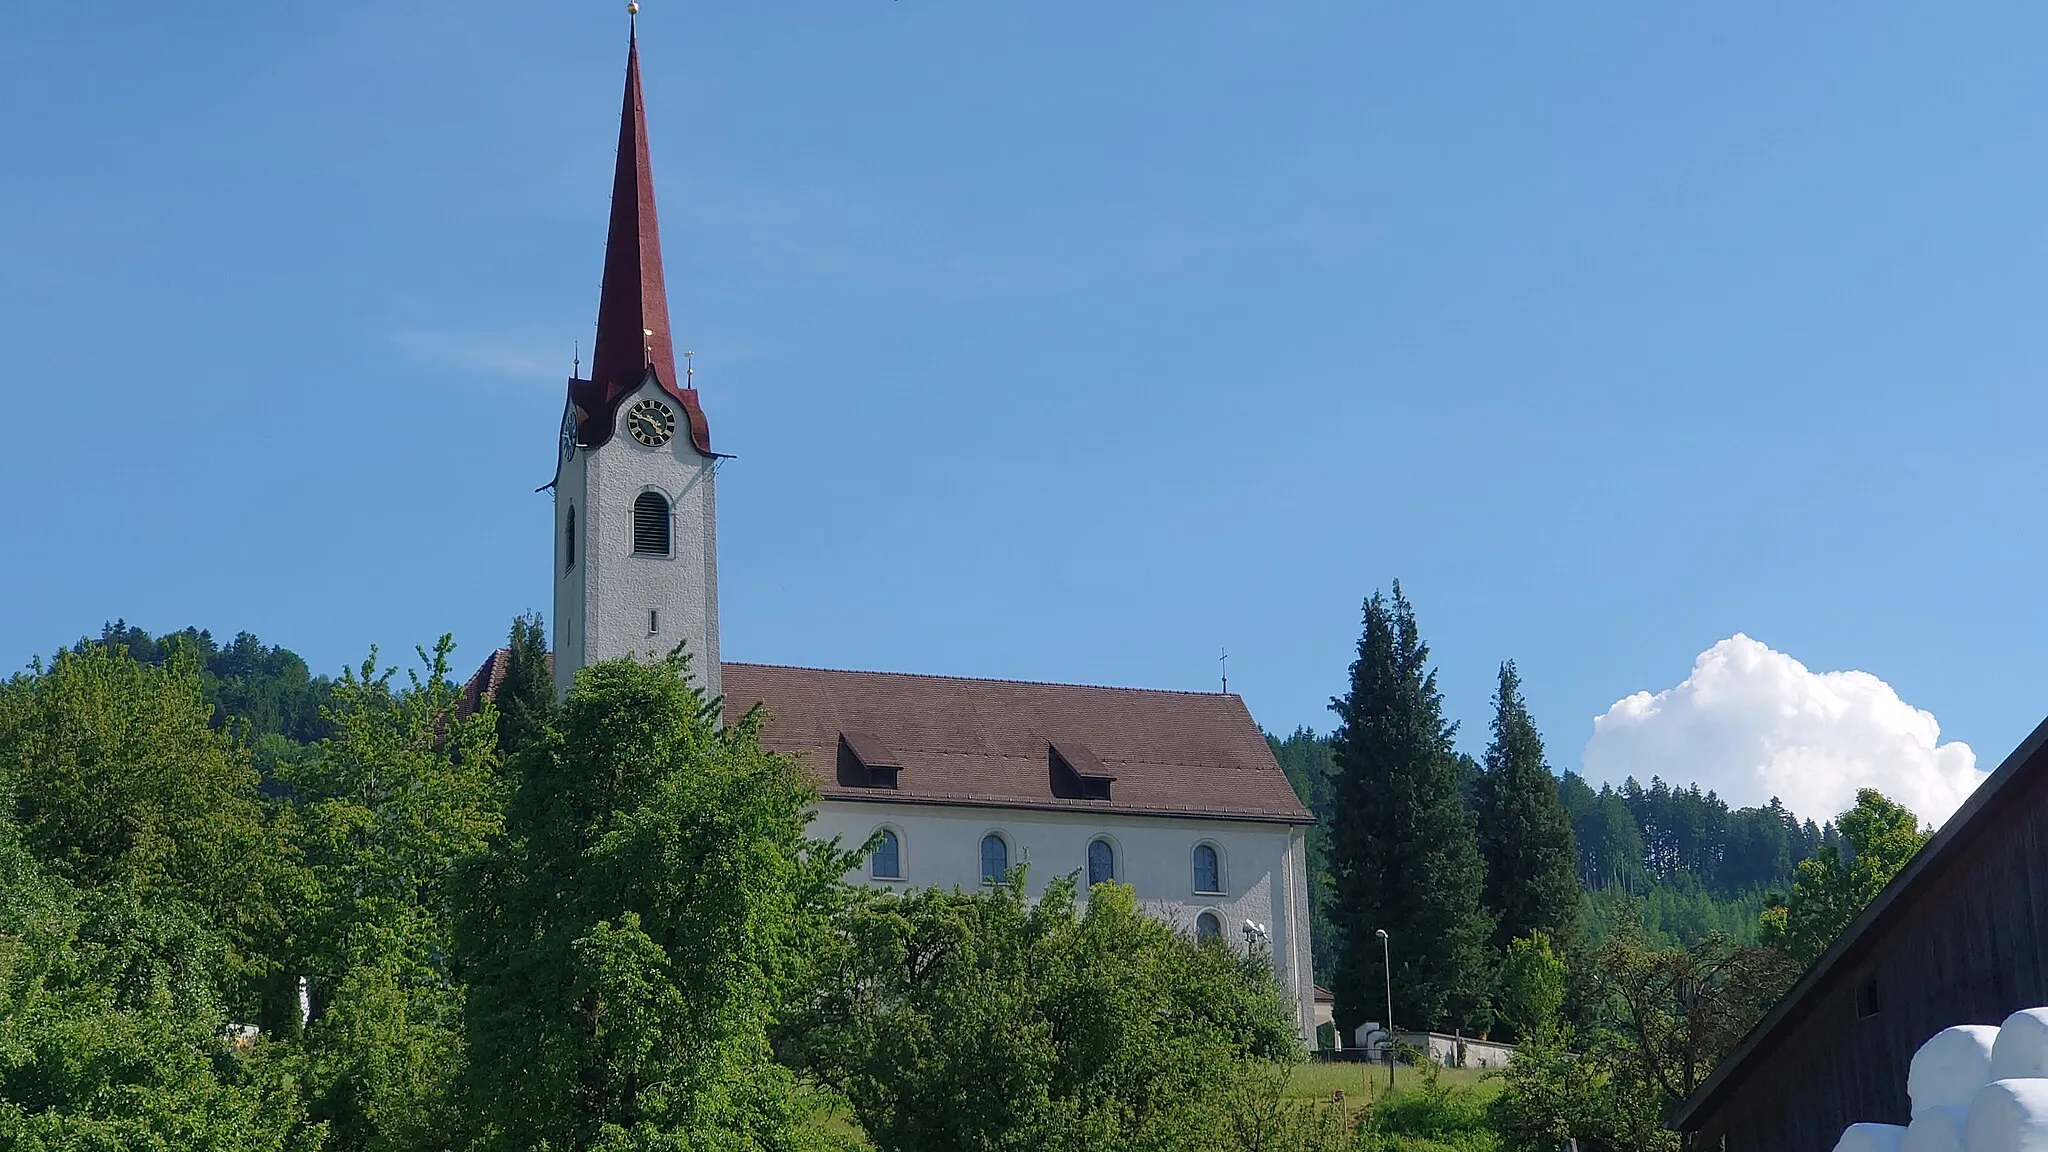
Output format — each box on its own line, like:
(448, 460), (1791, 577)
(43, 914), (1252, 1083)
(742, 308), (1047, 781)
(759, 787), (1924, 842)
(0, 610), (1929, 1151)
(1270, 731), (1836, 982)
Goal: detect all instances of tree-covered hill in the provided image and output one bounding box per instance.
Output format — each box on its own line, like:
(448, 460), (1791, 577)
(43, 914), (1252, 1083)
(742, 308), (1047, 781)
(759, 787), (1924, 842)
(70, 620), (336, 745)
(1269, 727), (1837, 975)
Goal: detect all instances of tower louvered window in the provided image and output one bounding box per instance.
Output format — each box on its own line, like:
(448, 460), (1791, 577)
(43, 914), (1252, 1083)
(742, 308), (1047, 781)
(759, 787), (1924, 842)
(632, 491), (671, 556)
(565, 507), (577, 571)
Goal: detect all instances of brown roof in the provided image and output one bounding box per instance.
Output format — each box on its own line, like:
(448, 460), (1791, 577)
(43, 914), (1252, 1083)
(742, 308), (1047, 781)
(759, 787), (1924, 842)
(723, 662), (1312, 824)
(458, 647), (517, 717)
(459, 651), (1309, 824)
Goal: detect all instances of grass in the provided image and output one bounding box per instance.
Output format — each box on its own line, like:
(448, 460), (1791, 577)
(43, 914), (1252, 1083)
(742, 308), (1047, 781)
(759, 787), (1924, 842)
(1284, 1062), (1502, 1152)
(1285, 1061), (1495, 1102)
(811, 1062), (1502, 1151)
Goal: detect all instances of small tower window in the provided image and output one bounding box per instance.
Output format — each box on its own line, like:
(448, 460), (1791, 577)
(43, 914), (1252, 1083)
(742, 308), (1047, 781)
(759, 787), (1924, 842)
(648, 609), (659, 635)
(632, 491), (671, 556)
(1196, 912), (1222, 945)
(565, 507), (577, 571)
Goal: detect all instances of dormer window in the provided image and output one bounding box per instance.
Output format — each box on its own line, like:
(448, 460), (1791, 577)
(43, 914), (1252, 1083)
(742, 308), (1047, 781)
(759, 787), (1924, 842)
(1049, 740), (1116, 801)
(632, 491), (671, 556)
(839, 732), (902, 789)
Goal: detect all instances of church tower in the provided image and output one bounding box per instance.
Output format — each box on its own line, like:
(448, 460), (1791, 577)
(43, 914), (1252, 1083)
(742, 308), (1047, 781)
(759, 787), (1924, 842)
(552, 24), (721, 703)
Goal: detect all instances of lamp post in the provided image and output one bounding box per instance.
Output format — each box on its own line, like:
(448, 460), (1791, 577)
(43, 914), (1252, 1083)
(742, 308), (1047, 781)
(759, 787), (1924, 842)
(1241, 920), (1269, 957)
(1375, 928), (1394, 1091)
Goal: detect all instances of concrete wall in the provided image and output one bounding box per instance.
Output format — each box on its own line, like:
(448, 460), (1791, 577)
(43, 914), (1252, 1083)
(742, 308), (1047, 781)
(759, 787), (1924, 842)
(1400, 1031), (1514, 1069)
(811, 799), (1318, 1044)
(555, 376), (721, 702)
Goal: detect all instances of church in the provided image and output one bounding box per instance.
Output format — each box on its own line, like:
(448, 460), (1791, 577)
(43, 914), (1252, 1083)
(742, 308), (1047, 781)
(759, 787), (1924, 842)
(468, 22), (1318, 1043)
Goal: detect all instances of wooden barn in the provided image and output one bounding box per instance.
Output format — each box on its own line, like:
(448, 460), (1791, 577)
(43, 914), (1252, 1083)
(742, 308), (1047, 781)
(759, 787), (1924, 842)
(1671, 716), (2048, 1149)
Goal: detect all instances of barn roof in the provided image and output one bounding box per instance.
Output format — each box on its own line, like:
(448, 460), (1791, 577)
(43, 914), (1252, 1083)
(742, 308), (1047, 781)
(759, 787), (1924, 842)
(1670, 712), (2048, 1132)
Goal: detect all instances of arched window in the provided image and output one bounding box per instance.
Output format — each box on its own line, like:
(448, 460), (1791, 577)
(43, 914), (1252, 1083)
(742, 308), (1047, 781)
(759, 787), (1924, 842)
(871, 829), (901, 880)
(632, 491), (671, 556)
(1193, 844), (1222, 894)
(1087, 838), (1114, 887)
(1196, 912), (1222, 945)
(980, 833), (1009, 884)
(565, 507), (577, 571)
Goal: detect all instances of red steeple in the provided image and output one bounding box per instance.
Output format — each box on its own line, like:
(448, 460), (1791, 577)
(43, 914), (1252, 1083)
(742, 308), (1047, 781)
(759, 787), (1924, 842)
(571, 21), (711, 455)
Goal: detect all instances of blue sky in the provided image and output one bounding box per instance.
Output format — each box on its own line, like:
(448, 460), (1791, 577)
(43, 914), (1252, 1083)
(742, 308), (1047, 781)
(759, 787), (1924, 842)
(5, 3), (2045, 818)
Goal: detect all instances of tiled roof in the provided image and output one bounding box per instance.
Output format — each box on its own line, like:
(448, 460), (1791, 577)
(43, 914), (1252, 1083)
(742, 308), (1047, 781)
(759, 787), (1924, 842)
(723, 662), (1313, 824)
(459, 652), (1311, 825)
(458, 647), (516, 717)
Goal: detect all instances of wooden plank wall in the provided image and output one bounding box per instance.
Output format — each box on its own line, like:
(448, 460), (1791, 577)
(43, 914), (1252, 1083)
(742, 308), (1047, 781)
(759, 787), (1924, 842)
(1706, 760), (2048, 1150)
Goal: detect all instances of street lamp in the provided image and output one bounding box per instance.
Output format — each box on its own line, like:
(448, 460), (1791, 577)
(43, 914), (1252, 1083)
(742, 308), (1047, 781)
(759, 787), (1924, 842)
(1241, 920), (1269, 955)
(1375, 928), (1394, 1091)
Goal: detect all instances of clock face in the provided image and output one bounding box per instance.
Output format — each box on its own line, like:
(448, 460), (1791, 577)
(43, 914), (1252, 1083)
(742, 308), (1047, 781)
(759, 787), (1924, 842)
(627, 399), (677, 447)
(559, 406), (578, 462)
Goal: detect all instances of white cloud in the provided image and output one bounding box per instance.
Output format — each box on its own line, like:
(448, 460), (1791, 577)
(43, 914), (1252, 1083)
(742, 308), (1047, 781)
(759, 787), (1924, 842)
(1581, 635), (1986, 829)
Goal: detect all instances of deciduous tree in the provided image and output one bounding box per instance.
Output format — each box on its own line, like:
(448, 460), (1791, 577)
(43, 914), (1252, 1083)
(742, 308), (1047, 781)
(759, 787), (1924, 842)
(784, 875), (1299, 1152)
(1760, 788), (1927, 965)
(280, 638), (504, 1152)
(455, 649), (850, 1151)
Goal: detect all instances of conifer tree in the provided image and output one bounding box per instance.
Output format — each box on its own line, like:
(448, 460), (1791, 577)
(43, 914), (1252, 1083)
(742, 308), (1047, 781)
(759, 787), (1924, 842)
(493, 612), (552, 758)
(1326, 583), (1493, 1036)
(1476, 660), (1583, 952)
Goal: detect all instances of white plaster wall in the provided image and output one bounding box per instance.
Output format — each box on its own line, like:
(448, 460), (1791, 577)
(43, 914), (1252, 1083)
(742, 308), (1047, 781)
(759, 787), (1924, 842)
(552, 415), (589, 698)
(810, 799), (1318, 1044)
(554, 377), (721, 703)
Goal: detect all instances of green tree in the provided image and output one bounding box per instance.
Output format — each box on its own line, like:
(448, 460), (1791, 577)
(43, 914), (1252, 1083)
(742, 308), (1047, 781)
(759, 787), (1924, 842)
(455, 650), (850, 1151)
(1760, 788), (1928, 965)
(1593, 917), (1795, 1151)
(1474, 662), (1581, 952)
(1326, 584), (1492, 1035)
(1494, 933), (1566, 1042)
(1488, 1023), (1619, 1152)
(279, 638), (505, 1152)
(0, 642), (297, 1019)
(494, 612), (554, 759)
(0, 777), (322, 1152)
(784, 875), (1299, 1152)
(75, 620), (336, 746)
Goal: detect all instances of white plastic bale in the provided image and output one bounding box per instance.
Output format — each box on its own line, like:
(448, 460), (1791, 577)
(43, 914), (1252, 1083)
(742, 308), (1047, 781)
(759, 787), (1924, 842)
(1965, 1079), (2048, 1152)
(1913, 1026), (2003, 1115)
(1905, 1105), (1969, 1152)
(1991, 1011), (2048, 1082)
(1836, 1123), (1908, 1152)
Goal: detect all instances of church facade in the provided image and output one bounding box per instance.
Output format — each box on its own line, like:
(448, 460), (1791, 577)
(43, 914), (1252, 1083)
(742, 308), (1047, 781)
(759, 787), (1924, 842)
(482, 24), (1318, 1042)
